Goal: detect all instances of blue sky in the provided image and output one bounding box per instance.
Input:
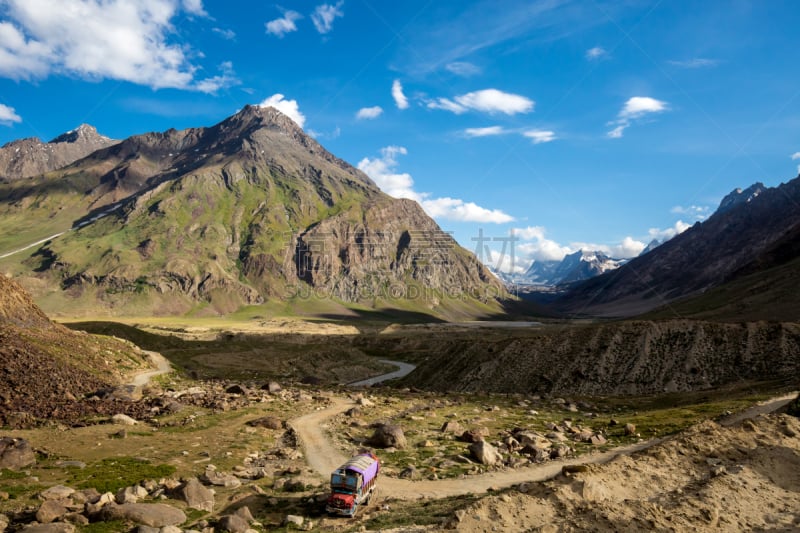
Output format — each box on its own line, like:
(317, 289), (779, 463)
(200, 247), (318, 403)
(0, 0), (799, 273)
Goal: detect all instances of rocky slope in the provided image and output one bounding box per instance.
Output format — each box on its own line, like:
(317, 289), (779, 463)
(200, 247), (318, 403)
(450, 412), (800, 532)
(0, 124), (117, 182)
(0, 274), (153, 426)
(368, 320), (800, 395)
(552, 176), (800, 317)
(0, 106), (505, 318)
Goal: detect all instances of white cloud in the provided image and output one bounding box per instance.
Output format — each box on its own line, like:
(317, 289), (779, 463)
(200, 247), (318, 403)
(193, 61), (239, 94)
(585, 46), (607, 60)
(0, 0), (224, 91)
(257, 94), (306, 128)
(670, 204), (710, 221)
(445, 61), (481, 76)
(668, 58), (718, 68)
(0, 103), (21, 125)
(791, 152), (800, 160)
(213, 27), (236, 40)
(464, 126), (506, 138)
(356, 106), (383, 120)
(311, 1), (344, 34)
(430, 89), (534, 115)
(609, 236), (646, 258)
(523, 129), (556, 144)
(392, 79), (409, 110)
(266, 10), (302, 38)
(608, 96), (668, 138)
(182, 0), (207, 16)
(422, 197), (514, 224)
(357, 146), (513, 223)
(648, 220), (691, 241)
(513, 226), (572, 262)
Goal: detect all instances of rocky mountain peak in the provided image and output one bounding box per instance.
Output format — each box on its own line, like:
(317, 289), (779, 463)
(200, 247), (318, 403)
(716, 182), (766, 215)
(49, 123), (109, 144)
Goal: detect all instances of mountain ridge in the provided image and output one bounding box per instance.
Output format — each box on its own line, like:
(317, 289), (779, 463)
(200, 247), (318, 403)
(0, 106), (507, 319)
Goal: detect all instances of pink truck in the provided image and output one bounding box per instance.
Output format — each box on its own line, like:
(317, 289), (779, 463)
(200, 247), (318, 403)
(325, 452), (380, 517)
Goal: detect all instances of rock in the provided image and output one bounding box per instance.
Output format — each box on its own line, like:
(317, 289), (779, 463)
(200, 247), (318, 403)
(40, 486), (75, 500)
(160, 527), (183, 533)
(116, 485), (148, 504)
(546, 431), (567, 442)
(520, 445), (549, 462)
(22, 524), (75, 533)
(263, 381), (282, 394)
(247, 416), (284, 430)
(417, 440), (435, 448)
(202, 466), (242, 488)
(458, 427), (489, 443)
(609, 418), (618, 426)
(111, 414), (138, 426)
(36, 499), (68, 523)
(109, 384), (143, 401)
(368, 424), (407, 449)
(176, 478), (214, 512)
(225, 384), (248, 395)
(233, 506), (254, 523)
(99, 503), (186, 527)
(284, 515), (304, 527)
(110, 428), (127, 439)
(345, 407), (361, 417)
(356, 397), (374, 407)
(133, 527), (160, 533)
(441, 421), (464, 434)
(468, 440), (501, 466)
(550, 445), (570, 459)
(219, 514), (249, 532)
(399, 466), (419, 479)
(590, 434), (607, 446)
(624, 423), (636, 436)
(0, 437), (35, 469)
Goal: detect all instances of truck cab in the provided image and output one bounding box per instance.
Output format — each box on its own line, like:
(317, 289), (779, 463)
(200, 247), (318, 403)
(326, 453), (379, 517)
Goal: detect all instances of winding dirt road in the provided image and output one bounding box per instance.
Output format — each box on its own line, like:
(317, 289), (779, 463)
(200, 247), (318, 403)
(129, 350), (172, 387)
(289, 392), (798, 500)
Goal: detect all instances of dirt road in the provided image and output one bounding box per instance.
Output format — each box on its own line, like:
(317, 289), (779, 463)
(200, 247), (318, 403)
(347, 360), (417, 387)
(129, 350), (172, 387)
(289, 391), (798, 500)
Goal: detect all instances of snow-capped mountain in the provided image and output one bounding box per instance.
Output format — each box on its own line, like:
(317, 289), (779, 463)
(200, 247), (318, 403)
(496, 249), (626, 287)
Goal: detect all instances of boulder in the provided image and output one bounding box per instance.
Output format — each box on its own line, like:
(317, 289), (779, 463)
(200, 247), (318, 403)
(263, 381), (282, 393)
(284, 515), (304, 527)
(111, 414), (138, 426)
(458, 427), (489, 443)
(36, 500), (68, 524)
(218, 514), (249, 532)
(115, 485), (148, 504)
(368, 424), (407, 449)
(468, 441), (502, 466)
(440, 421), (464, 434)
(99, 503), (186, 527)
(399, 466), (419, 479)
(247, 417), (284, 430)
(624, 423), (636, 436)
(176, 478), (214, 512)
(0, 437), (35, 469)
(202, 466), (242, 488)
(590, 434), (607, 446)
(225, 384), (248, 395)
(40, 486), (75, 501)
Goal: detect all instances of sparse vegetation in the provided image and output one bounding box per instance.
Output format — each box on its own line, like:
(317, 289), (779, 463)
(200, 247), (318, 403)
(70, 457), (176, 493)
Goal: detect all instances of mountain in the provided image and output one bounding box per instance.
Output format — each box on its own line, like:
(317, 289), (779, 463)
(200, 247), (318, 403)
(716, 181), (766, 215)
(512, 250), (625, 287)
(0, 124), (118, 183)
(0, 274), (152, 426)
(640, 238), (662, 255)
(551, 177), (800, 317)
(0, 106), (506, 319)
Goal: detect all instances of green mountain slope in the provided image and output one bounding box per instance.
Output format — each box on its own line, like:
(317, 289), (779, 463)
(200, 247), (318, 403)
(0, 106), (507, 319)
